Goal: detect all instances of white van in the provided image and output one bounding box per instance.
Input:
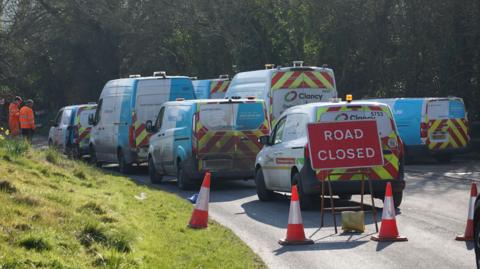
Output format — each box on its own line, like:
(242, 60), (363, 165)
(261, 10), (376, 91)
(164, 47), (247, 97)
(89, 72), (196, 173)
(255, 100), (405, 209)
(226, 61), (337, 124)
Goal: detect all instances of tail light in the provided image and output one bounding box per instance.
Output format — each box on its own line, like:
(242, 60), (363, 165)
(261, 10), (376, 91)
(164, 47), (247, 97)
(420, 122), (428, 138)
(129, 126), (135, 148)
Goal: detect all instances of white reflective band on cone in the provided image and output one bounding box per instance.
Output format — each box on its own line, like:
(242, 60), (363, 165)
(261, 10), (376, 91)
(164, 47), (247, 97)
(288, 201), (303, 224)
(468, 197), (475, 220)
(382, 197), (395, 220)
(195, 186), (210, 211)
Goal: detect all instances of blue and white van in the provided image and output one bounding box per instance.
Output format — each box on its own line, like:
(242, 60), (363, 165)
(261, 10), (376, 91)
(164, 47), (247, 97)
(366, 97), (469, 162)
(192, 75), (230, 99)
(48, 104), (97, 158)
(225, 61), (337, 125)
(89, 72), (196, 173)
(146, 98), (269, 189)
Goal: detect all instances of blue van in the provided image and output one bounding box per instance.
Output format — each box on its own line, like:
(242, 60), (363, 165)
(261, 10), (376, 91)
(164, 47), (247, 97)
(89, 72), (196, 173)
(48, 104), (97, 158)
(192, 75), (230, 99)
(367, 97), (469, 162)
(146, 98), (269, 189)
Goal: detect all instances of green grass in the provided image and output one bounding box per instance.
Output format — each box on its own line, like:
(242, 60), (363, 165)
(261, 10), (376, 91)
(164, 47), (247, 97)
(0, 141), (265, 269)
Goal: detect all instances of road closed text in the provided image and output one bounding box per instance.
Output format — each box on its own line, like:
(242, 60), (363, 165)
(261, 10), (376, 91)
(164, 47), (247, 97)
(307, 120), (384, 170)
(318, 129), (376, 161)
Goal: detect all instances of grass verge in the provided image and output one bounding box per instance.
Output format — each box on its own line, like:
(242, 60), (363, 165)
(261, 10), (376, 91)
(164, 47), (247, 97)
(0, 140), (265, 268)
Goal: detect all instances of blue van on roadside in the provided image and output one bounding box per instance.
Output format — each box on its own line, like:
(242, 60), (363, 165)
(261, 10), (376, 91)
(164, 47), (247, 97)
(88, 72), (196, 173)
(367, 97), (469, 162)
(146, 98), (269, 189)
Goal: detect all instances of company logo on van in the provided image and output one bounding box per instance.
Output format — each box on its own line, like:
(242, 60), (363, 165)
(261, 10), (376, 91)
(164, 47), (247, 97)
(284, 91), (323, 102)
(335, 113), (349, 121)
(284, 91), (298, 102)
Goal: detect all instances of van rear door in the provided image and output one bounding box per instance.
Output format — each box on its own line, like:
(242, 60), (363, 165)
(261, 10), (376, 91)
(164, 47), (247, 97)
(194, 101), (268, 172)
(75, 106), (96, 149)
(425, 98), (469, 150)
(270, 70), (336, 123)
(316, 104), (401, 181)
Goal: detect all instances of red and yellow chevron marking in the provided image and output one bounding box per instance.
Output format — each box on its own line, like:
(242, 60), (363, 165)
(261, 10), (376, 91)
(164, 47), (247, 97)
(426, 118), (469, 150)
(132, 112), (151, 148)
(210, 80), (230, 95)
(271, 71), (335, 90)
(315, 105), (401, 181)
(75, 106), (96, 146)
(194, 103), (269, 171)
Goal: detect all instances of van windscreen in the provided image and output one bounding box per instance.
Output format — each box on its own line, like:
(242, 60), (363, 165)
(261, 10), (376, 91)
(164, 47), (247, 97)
(271, 71), (336, 119)
(318, 108), (393, 138)
(199, 103), (265, 131)
(79, 109), (95, 126)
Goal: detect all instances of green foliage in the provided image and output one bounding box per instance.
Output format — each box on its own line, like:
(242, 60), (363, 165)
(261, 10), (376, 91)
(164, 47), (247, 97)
(1, 0), (479, 119)
(0, 139), (30, 158)
(18, 235), (52, 252)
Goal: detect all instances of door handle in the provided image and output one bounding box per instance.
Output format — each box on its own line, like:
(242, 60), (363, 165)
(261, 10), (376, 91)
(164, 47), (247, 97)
(273, 152), (282, 155)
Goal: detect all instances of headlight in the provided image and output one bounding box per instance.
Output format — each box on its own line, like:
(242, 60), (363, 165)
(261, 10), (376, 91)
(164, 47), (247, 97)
(388, 138), (398, 148)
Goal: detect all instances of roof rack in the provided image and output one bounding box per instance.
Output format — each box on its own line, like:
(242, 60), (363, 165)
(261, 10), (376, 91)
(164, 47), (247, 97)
(219, 74), (229, 79)
(129, 74), (141, 78)
(153, 71), (167, 78)
(293, 61), (304, 67)
(265, 64), (275, 70)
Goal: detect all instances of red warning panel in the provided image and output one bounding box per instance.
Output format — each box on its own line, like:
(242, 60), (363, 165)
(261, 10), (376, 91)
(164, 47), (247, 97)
(307, 120), (384, 170)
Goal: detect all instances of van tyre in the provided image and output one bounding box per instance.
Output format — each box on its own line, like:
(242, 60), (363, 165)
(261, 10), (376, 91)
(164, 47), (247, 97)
(255, 168), (274, 201)
(177, 163), (193, 190)
(435, 154), (452, 164)
(293, 172), (314, 210)
(89, 146), (102, 167)
(148, 157), (163, 184)
(118, 150), (132, 174)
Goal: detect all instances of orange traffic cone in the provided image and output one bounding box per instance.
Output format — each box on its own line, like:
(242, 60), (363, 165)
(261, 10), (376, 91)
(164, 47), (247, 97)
(279, 185), (314, 245)
(188, 172), (211, 229)
(455, 183), (477, 241)
(371, 182), (407, 242)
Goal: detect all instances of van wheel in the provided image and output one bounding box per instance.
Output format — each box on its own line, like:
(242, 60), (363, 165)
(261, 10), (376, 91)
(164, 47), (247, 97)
(148, 157), (163, 184)
(71, 145), (81, 159)
(177, 163), (193, 190)
(293, 173), (314, 210)
(435, 154), (452, 163)
(118, 150), (132, 174)
(338, 194), (352, 201)
(48, 139), (53, 148)
(255, 168), (274, 201)
(89, 146), (102, 167)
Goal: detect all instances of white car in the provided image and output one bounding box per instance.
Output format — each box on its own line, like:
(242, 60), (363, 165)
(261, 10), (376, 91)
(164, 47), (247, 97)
(255, 100), (405, 209)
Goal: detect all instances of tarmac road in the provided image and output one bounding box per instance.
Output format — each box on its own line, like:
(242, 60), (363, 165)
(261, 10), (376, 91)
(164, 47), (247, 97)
(113, 159), (479, 268)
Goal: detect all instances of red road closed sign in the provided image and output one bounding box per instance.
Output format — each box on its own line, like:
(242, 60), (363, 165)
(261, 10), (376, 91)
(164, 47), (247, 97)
(307, 120), (384, 170)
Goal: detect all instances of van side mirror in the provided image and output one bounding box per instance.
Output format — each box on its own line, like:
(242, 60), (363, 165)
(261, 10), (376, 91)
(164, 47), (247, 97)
(88, 114), (96, 125)
(50, 120), (58, 127)
(259, 135), (271, 146)
(146, 120), (155, 133)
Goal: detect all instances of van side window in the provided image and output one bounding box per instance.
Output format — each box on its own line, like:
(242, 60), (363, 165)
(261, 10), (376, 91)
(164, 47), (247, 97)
(283, 114), (309, 142)
(94, 99), (103, 124)
(155, 107), (165, 131)
(272, 117), (287, 145)
(54, 110), (63, 126)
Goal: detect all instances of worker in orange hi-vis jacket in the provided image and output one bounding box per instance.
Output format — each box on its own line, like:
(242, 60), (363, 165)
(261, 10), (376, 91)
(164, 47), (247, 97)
(19, 99), (35, 142)
(8, 96), (23, 137)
